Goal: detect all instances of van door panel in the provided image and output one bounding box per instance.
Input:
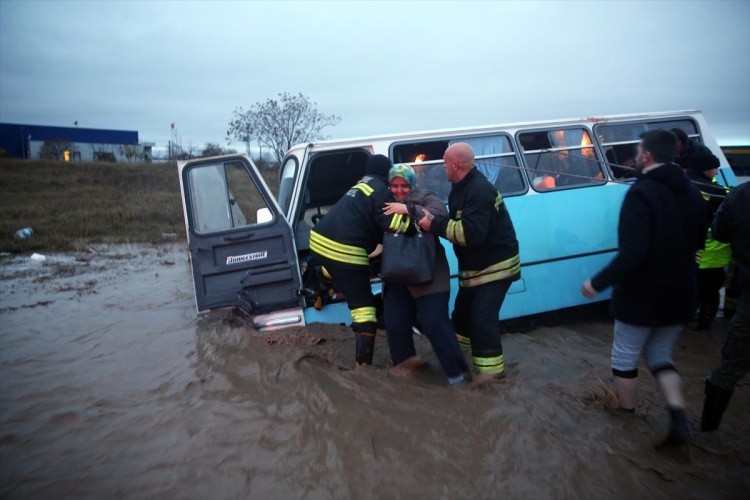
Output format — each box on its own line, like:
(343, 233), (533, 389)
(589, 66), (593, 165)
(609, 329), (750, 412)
(179, 155), (303, 316)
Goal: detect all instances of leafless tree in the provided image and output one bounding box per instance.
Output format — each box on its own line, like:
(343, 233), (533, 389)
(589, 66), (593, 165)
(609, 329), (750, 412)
(91, 143), (116, 162)
(227, 92), (341, 166)
(201, 142), (225, 157)
(40, 139), (73, 160)
(119, 144), (140, 163)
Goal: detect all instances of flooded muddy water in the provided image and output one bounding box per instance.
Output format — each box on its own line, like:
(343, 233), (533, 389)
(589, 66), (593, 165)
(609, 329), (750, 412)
(1, 244), (748, 499)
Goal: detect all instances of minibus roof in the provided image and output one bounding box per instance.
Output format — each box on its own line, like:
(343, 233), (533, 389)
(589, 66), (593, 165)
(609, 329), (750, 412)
(290, 109), (703, 152)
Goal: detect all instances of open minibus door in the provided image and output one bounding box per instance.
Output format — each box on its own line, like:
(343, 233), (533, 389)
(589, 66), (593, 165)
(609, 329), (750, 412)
(177, 154), (305, 331)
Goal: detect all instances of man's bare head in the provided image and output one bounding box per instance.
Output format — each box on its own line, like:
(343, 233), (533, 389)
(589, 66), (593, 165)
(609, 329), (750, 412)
(443, 142), (475, 183)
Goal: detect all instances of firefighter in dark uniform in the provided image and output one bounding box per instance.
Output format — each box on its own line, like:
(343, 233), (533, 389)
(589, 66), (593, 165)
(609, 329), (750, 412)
(686, 149), (731, 330)
(309, 154), (392, 367)
(419, 143), (520, 382)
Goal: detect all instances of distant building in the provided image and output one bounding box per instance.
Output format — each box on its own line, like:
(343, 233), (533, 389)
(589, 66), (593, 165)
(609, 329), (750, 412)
(0, 123), (152, 162)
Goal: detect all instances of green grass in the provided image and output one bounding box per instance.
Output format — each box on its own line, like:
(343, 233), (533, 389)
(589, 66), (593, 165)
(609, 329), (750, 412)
(0, 158), (280, 253)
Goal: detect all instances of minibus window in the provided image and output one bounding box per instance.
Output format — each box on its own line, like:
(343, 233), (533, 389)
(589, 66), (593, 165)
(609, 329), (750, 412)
(595, 118), (700, 179)
(519, 128), (605, 191)
(188, 161), (273, 233)
(392, 134), (525, 201)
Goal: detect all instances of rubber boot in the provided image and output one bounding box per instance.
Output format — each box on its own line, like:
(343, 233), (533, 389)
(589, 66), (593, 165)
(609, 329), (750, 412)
(660, 407), (693, 447)
(696, 308), (713, 331)
(700, 379), (734, 432)
(355, 331), (375, 367)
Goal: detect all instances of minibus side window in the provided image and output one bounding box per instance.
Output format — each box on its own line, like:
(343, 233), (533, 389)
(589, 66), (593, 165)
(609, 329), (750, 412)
(188, 161), (273, 234)
(595, 118), (699, 179)
(519, 128), (605, 191)
(391, 134), (525, 201)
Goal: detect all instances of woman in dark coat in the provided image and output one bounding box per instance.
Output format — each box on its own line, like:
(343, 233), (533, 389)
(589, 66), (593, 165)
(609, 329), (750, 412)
(380, 164), (469, 384)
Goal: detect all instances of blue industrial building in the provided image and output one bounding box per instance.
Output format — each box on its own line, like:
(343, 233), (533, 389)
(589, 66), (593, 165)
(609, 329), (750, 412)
(0, 123), (150, 162)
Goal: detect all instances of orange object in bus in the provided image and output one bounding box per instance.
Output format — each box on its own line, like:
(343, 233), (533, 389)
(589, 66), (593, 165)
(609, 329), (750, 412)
(535, 176), (556, 189)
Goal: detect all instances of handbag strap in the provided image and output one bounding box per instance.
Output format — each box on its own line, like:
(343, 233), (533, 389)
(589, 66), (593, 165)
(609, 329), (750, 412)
(405, 204), (423, 236)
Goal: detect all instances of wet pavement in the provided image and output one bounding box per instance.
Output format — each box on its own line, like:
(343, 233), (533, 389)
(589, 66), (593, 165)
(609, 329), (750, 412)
(1, 244), (748, 499)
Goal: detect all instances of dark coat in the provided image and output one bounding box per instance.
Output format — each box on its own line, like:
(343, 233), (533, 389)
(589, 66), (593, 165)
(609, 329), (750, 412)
(432, 168), (520, 275)
(382, 189), (450, 298)
(591, 163), (706, 325)
(712, 182), (750, 291)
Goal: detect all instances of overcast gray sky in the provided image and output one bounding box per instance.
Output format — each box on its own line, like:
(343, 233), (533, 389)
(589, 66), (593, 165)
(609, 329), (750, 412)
(1, 0), (749, 154)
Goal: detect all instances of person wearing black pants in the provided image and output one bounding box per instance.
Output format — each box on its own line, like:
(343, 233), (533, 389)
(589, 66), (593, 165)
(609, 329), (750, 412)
(309, 154), (392, 367)
(452, 279), (512, 373)
(419, 143), (521, 383)
(384, 286), (468, 383)
(702, 181), (750, 431)
(381, 163), (468, 384)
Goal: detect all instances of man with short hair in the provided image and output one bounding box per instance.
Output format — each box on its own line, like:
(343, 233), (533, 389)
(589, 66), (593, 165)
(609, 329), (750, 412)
(419, 143), (520, 383)
(582, 129), (705, 447)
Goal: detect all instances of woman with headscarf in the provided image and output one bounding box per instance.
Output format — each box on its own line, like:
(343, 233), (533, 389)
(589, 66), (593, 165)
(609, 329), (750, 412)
(380, 164), (469, 385)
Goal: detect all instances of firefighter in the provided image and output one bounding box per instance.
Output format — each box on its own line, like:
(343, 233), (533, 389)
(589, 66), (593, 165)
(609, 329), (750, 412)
(686, 150), (731, 330)
(701, 181), (750, 431)
(309, 154), (392, 367)
(419, 142), (521, 383)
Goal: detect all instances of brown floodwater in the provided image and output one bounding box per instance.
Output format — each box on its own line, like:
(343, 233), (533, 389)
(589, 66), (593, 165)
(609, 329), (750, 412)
(0, 244), (748, 499)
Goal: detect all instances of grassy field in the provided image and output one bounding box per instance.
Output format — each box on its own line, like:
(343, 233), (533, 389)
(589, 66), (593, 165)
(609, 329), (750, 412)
(0, 158), (279, 253)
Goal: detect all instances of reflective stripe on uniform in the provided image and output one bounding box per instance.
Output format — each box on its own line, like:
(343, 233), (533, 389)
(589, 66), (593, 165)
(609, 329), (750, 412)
(494, 193), (504, 209)
(353, 182), (374, 196)
(473, 354), (504, 375)
(351, 306), (377, 324)
(456, 333), (471, 347)
(321, 266), (332, 280)
(446, 219), (467, 246)
(459, 253), (520, 287)
(310, 230), (369, 266)
(388, 213), (411, 234)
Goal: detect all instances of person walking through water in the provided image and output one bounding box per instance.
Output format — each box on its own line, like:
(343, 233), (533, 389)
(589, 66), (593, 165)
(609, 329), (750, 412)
(309, 155), (392, 367)
(581, 129), (705, 449)
(380, 163), (469, 384)
(701, 181), (750, 432)
(419, 143), (521, 384)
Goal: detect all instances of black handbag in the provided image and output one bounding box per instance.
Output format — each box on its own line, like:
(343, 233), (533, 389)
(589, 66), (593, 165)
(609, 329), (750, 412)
(380, 216), (435, 286)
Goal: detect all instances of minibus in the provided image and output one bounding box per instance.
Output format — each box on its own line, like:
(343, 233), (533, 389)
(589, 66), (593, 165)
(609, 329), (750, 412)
(177, 110), (738, 330)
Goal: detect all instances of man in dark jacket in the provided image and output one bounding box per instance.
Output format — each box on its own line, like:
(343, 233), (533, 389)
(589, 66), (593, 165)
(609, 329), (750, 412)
(686, 150), (731, 330)
(701, 181), (750, 431)
(582, 129), (705, 447)
(419, 142), (520, 383)
(309, 154), (391, 367)
(672, 127), (714, 172)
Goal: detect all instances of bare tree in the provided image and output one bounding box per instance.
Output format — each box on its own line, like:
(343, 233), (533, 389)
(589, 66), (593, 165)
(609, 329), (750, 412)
(227, 92), (341, 165)
(40, 139), (73, 160)
(120, 144), (140, 163)
(201, 142), (225, 157)
(91, 143), (116, 162)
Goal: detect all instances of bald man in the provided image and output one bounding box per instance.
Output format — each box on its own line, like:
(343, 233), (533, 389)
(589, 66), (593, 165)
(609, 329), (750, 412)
(419, 143), (521, 382)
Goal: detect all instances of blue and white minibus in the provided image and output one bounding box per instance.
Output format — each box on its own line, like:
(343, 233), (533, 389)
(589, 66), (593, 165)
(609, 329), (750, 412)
(177, 110), (738, 330)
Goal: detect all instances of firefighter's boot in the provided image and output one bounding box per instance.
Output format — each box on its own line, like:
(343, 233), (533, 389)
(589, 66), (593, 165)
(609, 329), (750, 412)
(700, 379), (734, 432)
(355, 331), (376, 367)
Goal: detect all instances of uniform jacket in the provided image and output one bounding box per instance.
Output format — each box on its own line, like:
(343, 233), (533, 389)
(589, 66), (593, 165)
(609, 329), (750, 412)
(687, 170), (731, 269)
(310, 174), (390, 267)
(712, 182), (750, 291)
(432, 168), (520, 287)
(591, 163), (706, 325)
